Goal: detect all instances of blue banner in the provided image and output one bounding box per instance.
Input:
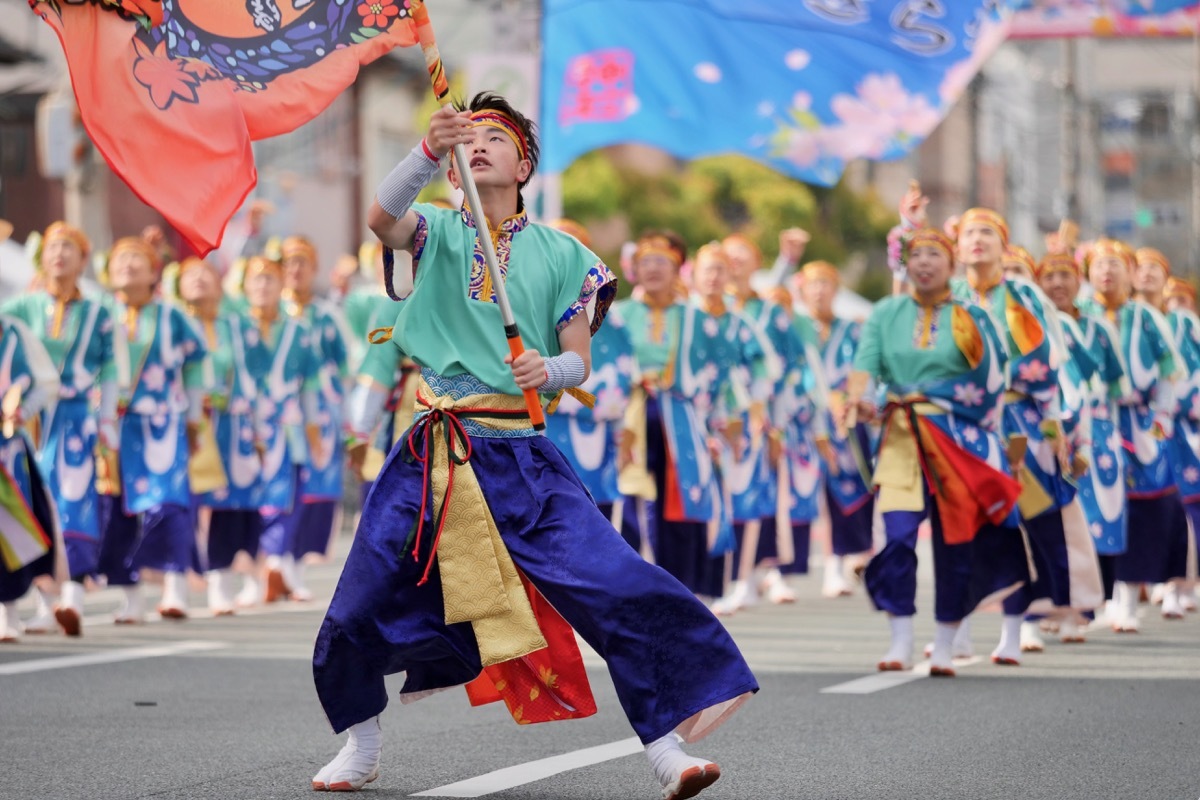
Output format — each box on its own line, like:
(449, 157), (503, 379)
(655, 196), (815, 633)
(541, 0), (1012, 185)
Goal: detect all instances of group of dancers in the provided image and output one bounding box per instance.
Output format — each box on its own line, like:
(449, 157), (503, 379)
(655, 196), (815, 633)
(0, 90), (1197, 798)
(0, 223), (358, 639)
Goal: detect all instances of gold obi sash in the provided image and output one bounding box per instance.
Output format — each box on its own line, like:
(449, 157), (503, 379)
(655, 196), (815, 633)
(618, 374), (668, 501)
(872, 395), (946, 514)
(404, 379), (547, 667)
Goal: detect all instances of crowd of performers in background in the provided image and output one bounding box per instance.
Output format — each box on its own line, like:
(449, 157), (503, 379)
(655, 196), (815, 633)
(1, 180), (1198, 676)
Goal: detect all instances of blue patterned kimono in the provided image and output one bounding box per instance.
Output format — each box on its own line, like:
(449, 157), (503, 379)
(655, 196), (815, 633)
(109, 300), (209, 513)
(285, 298), (350, 503)
(544, 310), (636, 505)
(1073, 313), (1130, 555)
(618, 299), (725, 523)
(0, 292), (122, 576)
(815, 316), (874, 515)
(1093, 301), (1182, 497)
(0, 315), (61, 599)
(955, 276), (1071, 514)
(1167, 308), (1200, 503)
(780, 313), (827, 525)
(244, 316), (321, 513)
(195, 313), (261, 509)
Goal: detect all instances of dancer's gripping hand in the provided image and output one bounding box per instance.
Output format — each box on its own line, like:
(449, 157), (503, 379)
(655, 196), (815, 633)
(426, 106), (475, 159)
(506, 349), (547, 391)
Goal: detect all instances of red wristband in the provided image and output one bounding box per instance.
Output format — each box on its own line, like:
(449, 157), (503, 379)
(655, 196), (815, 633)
(420, 138), (440, 164)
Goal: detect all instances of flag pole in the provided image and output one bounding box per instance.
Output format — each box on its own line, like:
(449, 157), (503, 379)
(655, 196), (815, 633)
(410, 0), (546, 431)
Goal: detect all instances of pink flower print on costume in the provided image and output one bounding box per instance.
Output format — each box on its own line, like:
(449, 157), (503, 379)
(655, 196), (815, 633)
(1017, 359), (1049, 385)
(953, 382), (984, 408)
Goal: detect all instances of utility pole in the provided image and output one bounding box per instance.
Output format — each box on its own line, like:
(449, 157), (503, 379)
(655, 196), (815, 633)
(1059, 38), (1080, 224)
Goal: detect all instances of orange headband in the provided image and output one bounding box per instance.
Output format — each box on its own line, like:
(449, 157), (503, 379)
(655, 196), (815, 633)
(1035, 251), (1080, 280)
(178, 256), (215, 277)
(1165, 276), (1196, 302)
(42, 221), (90, 258)
(722, 234), (762, 266)
(549, 218), (591, 248)
(1002, 246), (1037, 276)
(470, 110), (529, 162)
(634, 235), (684, 268)
(695, 242), (729, 267)
(281, 236), (317, 263)
(110, 236), (162, 273)
(906, 227), (955, 263)
(801, 260), (840, 285)
(1086, 239), (1136, 275)
(1135, 247), (1171, 277)
(245, 255), (283, 279)
(958, 208), (1010, 249)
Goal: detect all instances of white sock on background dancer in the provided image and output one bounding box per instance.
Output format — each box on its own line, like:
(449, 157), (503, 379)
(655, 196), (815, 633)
(822, 555), (850, 598)
(1019, 621), (1045, 652)
(1160, 582), (1184, 619)
(992, 615), (1023, 665)
(1059, 617), (1086, 643)
(1112, 581), (1140, 632)
(159, 571), (189, 617)
(115, 585), (144, 624)
(56, 581), (85, 636)
(24, 587), (57, 633)
(291, 561), (314, 602)
(710, 580), (756, 617)
(312, 716), (382, 791)
(762, 568), (795, 604)
(206, 570), (236, 615)
(236, 572), (261, 607)
(879, 615), (913, 669)
(0, 601), (21, 641)
(645, 733), (720, 799)
(929, 622), (960, 674)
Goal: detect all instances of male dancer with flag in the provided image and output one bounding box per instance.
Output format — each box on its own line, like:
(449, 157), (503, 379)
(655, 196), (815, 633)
(311, 94), (756, 798)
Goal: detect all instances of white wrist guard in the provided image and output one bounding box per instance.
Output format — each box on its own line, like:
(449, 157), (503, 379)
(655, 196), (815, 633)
(376, 140), (442, 219)
(538, 351), (586, 393)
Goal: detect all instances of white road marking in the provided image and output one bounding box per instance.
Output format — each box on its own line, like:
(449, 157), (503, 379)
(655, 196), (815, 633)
(411, 736), (644, 797)
(0, 640), (228, 676)
(820, 656), (983, 694)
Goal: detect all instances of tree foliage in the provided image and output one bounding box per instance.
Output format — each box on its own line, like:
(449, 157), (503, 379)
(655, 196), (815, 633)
(562, 151), (896, 299)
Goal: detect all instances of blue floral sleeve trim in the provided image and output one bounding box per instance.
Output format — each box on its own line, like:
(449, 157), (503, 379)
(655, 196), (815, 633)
(384, 211), (428, 301)
(557, 261), (619, 336)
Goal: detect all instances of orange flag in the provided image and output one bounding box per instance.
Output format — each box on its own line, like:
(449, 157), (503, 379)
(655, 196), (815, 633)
(30, 0), (424, 255)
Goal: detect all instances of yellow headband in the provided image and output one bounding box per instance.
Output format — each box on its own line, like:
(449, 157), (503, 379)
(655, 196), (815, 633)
(1002, 245), (1037, 276)
(245, 255), (283, 280)
(958, 208), (1010, 248)
(801, 260), (840, 286)
(634, 235), (684, 267)
(470, 110), (529, 162)
(1135, 247), (1171, 277)
(695, 242), (729, 267)
(110, 236), (162, 273)
(1035, 251), (1080, 280)
(1165, 276), (1196, 302)
(281, 235), (317, 263)
(42, 221), (91, 259)
(549, 218), (591, 248)
(722, 234), (762, 266)
(906, 227), (955, 263)
(1086, 238), (1136, 275)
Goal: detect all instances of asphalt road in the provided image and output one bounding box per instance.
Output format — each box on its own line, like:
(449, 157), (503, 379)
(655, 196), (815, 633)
(2, 533), (1197, 800)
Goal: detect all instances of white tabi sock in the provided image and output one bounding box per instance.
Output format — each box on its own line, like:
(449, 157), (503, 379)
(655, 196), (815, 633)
(929, 622), (961, 673)
(645, 733), (719, 799)
(115, 585), (143, 623)
(60, 581), (85, 612)
(206, 570), (236, 614)
(291, 561), (314, 602)
(1019, 620), (1045, 652)
(1161, 582), (1184, 619)
(160, 571), (189, 613)
(0, 601), (21, 641)
(1113, 581), (1140, 631)
(235, 573), (261, 608)
(280, 553), (298, 588)
(992, 614), (1023, 664)
(313, 716), (382, 791)
(822, 555), (850, 597)
(24, 587), (57, 632)
(880, 615), (914, 669)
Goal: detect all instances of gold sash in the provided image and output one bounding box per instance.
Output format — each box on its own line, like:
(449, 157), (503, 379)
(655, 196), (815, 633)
(617, 382), (657, 501)
(872, 398), (945, 514)
(410, 379), (547, 667)
(189, 419), (228, 495)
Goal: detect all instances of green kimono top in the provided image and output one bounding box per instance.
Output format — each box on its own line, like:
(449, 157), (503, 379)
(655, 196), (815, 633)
(385, 203), (617, 396)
